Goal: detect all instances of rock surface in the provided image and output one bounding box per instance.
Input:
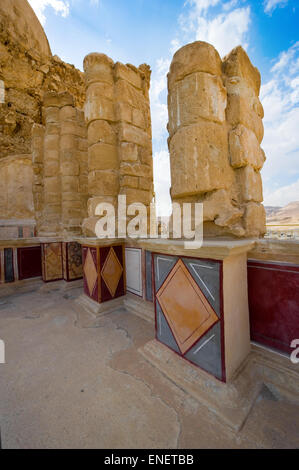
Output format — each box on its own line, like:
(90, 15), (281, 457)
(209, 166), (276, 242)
(0, 0), (85, 159)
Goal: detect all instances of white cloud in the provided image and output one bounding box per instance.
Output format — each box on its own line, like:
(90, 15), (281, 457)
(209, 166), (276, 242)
(186, 0), (220, 15)
(264, 179), (299, 206)
(28, 0), (99, 26)
(261, 41), (299, 204)
(28, 0), (70, 25)
(194, 7), (250, 57)
(271, 41), (299, 72)
(264, 0), (289, 14)
(150, 57), (170, 144)
(153, 151), (172, 216)
(180, 2), (251, 57)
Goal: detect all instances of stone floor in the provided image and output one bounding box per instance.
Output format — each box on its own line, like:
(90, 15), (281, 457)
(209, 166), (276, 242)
(0, 284), (298, 449)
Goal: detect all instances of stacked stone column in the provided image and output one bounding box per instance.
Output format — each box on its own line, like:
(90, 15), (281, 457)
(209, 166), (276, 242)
(42, 92), (62, 235)
(32, 123), (45, 233)
(223, 46), (266, 237)
(59, 94), (87, 234)
(167, 41), (266, 238)
(83, 53), (153, 237)
(37, 91), (88, 236)
(83, 53), (119, 235)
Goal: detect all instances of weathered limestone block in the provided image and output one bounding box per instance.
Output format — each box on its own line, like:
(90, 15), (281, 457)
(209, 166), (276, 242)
(44, 134), (60, 152)
(168, 72), (227, 136)
(119, 122), (151, 147)
(236, 166), (263, 203)
(31, 124), (44, 223)
(84, 85), (114, 123)
(32, 124), (45, 164)
(229, 125), (266, 170)
(139, 177), (153, 191)
(121, 175), (139, 189)
(222, 45), (261, 97)
(114, 62), (143, 89)
(88, 143), (119, 171)
(88, 171), (119, 197)
(119, 142), (139, 162)
(243, 203), (266, 238)
(169, 122), (234, 198)
(225, 93), (264, 143)
(87, 120), (117, 146)
(120, 187), (152, 206)
(83, 53), (114, 86)
(120, 162), (152, 178)
(168, 41), (222, 89)
(43, 160), (60, 177)
(0, 155), (34, 219)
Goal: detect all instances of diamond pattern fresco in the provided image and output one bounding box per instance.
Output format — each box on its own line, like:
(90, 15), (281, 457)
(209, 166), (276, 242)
(154, 254), (224, 381)
(157, 259), (218, 355)
(83, 248), (98, 297)
(101, 247), (123, 298)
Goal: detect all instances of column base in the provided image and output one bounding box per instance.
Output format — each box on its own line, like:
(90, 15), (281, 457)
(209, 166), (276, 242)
(124, 293), (155, 324)
(75, 294), (124, 317)
(138, 339), (299, 431)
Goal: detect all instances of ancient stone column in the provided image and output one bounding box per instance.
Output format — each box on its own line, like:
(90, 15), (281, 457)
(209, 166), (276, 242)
(38, 91), (88, 236)
(223, 46), (266, 237)
(167, 41), (266, 238)
(41, 92), (62, 235)
(83, 53), (154, 236)
(32, 123), (45, 232)
(83, 53), (119, 235)
(60, 93), (87, 235)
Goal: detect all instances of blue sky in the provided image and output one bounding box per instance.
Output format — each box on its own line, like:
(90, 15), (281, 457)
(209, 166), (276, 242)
(29, 0), (299, 213)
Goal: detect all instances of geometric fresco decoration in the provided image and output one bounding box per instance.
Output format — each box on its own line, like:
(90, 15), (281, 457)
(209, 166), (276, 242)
(83, 248), (98, 297)
(156, 302), (180, 354)
(157, 259), (219, 355)
(101, 247), (123, 298)
(154, 253), (224, 381)
(182, 257), (221, 317)
(154, 254), (179, 291)
(67, 242), (83, 281)
(184, 322), (222, 380)
(4, 248), (14, 283)
(42, 242), (63, 282)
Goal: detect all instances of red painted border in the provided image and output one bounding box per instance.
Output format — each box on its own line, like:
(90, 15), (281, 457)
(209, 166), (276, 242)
(248, 259), (299, 355)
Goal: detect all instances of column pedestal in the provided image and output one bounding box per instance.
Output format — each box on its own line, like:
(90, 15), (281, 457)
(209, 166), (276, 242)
(135, 238), (255, 383)
(76, 238), (126, 316)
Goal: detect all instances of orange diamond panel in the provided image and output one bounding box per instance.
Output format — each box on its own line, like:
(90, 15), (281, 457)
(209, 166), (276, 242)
(157, 259), (219, 354)
(101, 247), (123, 298)
(83, 248), (98, 297)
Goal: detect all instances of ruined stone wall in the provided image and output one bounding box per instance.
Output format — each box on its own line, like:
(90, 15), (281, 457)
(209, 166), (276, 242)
(167, 41), (266, 238)
(83, 53), (153, 236)
(0, 154), (34, 220)
(0, 0), (85, 159)
(34, 92), (88, 236)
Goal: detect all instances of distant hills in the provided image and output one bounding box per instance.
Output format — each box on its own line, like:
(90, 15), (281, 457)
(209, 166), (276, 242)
(265, 201), (299, 225)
